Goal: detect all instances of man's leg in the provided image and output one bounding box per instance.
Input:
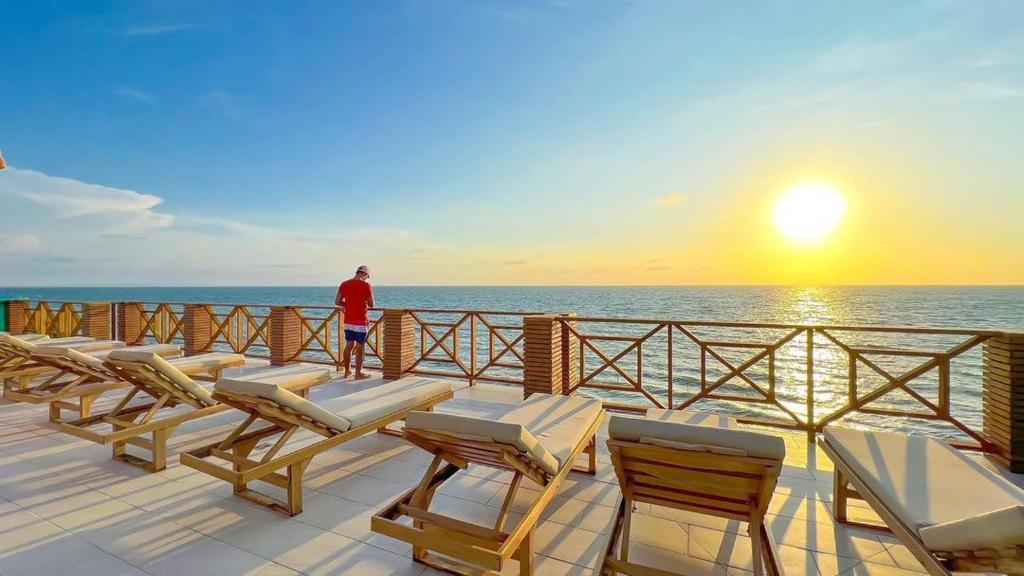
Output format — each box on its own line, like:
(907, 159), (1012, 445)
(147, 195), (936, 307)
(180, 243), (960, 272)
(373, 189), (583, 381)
(353, 341), (369, 379)
(342, 339), (354, 378)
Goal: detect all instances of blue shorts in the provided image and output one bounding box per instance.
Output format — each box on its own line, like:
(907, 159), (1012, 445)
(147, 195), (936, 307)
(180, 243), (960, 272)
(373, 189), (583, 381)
(344, 330), (367, 344)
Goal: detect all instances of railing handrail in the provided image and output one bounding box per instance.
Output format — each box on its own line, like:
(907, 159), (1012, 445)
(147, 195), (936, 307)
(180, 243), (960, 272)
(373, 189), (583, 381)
(561, 315), (1017, 336)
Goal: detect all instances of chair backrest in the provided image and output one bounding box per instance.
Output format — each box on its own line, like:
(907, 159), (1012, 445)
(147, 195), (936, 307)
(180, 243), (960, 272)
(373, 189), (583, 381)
(607, 415), (786, 520)
(104, 349), (216, 408)
(404, 411), (559, 485)
(213, 376), (351, 435)
(32, 346), (114, 382)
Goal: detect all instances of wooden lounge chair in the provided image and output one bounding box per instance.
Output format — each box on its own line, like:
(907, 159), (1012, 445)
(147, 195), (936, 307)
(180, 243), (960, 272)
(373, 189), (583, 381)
(600, 413), (787, 576)
(60, 349), (330, 472)
(6, 344), (245, 423)
(1, 333), (122, 384)
(372, 393), (604, 575)
(181, 376), (455, 516)
(823, 426), (1024, 576)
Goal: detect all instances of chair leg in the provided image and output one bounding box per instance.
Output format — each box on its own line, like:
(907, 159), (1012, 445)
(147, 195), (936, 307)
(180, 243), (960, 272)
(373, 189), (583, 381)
(588, 435), (597, 474)
(749, 518), (764, 576)
(286, 460), (305, 516)
(619, 495), (633, 562)
(80, 394), (95, 419)
(518, 528), (534, 576)
(833, 468), (848, 523)
(151, 428), (171, 472)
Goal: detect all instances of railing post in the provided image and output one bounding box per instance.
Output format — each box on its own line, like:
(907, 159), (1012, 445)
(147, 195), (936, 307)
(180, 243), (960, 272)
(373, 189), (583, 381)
(117, 302), (144, 345)
(382, 309), (415, 380)
(523, 314), (563, 398)
(81, 302), (113, 340)
(559, 313), (579, 395)
(983, 333), (1024, 472)
(269, 306), (301, 366)
(6, 300), (28, 334)
(183, 304), (214, 355)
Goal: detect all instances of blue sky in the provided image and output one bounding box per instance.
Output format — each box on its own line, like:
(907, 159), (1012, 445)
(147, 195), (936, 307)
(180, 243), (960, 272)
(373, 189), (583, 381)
(1, 1), (1022, 285)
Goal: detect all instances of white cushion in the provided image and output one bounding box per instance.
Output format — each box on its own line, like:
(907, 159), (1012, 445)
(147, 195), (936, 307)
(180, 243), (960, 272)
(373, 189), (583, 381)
(216, 368), (348, 433)
(500, 394), (604, 473)
(823, 427), (1024, 539)
(638, 436), (748, 456)
(33, 343), (180, 373)
(60, 339), (125, 352)
(167, 352), (245, 374)
(0, 332), (48, 341)
(91, 343), (180, 360)
(32, 346), (107, 370)
(406, 393), (603, 477)
(331, 376), (453, 428)
(105, 349), (216, 406)
(919, 505), (1024, 552)
(645, 408), (738, 429)
(608, 415), (786, 460)
(405, 411), (560, 476)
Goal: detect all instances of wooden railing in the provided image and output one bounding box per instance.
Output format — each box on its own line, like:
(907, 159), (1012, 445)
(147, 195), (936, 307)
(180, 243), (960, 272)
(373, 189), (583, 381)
(7, 298), (1021, 461)
(287, 306), (384, 369)
(555, 316), (1002, 447)
(403, 309), (542, 385)
(203, 304), (273, 357)
(23, 300), (85, 336)
(137, 302), (184, 344)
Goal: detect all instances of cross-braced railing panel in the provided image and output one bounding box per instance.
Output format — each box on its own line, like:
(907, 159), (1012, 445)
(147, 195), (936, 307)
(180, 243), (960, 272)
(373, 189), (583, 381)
(291, 306), (383, 369)
(24, 301), (84, 337)
(405, 310), (541, 385)
(138, 302), (185, 345)
(206, 304), (272, 357)
(558, 317), (1000, 447)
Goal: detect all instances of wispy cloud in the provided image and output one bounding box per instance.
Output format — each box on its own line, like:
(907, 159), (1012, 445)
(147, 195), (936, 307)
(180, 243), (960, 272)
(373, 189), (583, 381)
(815, 37), (912, 75)
(113, 86), (157, 105)
(653, 193), (688, 207)
(0, 168), (174, 236)
(0, 233), (41, 254)
(199, 90), (243, 120)
(935, 80), (1024, 103)
(124, 24), (192, 37)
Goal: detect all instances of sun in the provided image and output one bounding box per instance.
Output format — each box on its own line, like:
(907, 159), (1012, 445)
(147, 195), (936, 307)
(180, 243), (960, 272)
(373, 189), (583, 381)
(772, 182), (847, 246)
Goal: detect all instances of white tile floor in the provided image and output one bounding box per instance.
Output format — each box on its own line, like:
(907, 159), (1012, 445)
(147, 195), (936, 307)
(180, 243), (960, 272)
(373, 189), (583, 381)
(1, 369), (1021, 576)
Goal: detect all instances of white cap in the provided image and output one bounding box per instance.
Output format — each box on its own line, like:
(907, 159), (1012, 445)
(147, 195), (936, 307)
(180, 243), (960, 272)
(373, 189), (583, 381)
(356, 265), (370, 276)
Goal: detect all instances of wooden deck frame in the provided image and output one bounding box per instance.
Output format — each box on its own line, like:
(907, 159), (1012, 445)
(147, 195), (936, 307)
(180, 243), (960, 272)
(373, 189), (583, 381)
(59, 358), (326, 473)
(371, 412), (601, 575)
(180, 387), (455, 516)
(598, 439), (785, 576)
(3, 350), (240, 423)
(822, 436), (1024, 576)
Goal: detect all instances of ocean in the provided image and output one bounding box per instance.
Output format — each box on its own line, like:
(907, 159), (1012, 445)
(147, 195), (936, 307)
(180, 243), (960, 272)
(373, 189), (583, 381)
(3, 285), (1023, 440)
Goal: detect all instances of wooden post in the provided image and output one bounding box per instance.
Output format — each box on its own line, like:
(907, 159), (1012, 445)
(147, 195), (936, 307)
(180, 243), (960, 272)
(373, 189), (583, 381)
(382, 309), (415, 380)
(559, 313), (579, 395)
(183, 304), (214, 355)
(270, 306), (301, 366)
(523, 314), (563, 398)
(80, 302), (113, 339)
(983, 333), (1024, 472)
(117, 302), (145, 345)
(7, 300), (28, 335)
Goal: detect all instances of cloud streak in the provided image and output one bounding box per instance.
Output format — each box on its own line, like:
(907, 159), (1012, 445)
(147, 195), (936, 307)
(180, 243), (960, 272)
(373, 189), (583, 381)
(113, 86), (157, 105)
(124, 24), (192, 37)
(0, 168), (174, 236)
(653, 193), (688, 207)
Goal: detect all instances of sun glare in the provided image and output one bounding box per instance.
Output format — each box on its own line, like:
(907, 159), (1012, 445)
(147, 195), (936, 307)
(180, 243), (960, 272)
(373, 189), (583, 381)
(773, 182), (847, 246)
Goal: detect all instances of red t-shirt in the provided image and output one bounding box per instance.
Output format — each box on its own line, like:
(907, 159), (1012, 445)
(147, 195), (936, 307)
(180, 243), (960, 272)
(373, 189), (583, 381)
(337, 279), (373, 325)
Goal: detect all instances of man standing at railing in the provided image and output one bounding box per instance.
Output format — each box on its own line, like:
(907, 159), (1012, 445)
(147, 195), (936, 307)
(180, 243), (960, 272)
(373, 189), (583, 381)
(335, 265), (375, 379)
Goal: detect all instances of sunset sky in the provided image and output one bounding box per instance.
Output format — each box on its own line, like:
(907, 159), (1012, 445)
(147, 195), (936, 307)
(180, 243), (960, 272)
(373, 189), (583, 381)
(1, 1), (1022, 286)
